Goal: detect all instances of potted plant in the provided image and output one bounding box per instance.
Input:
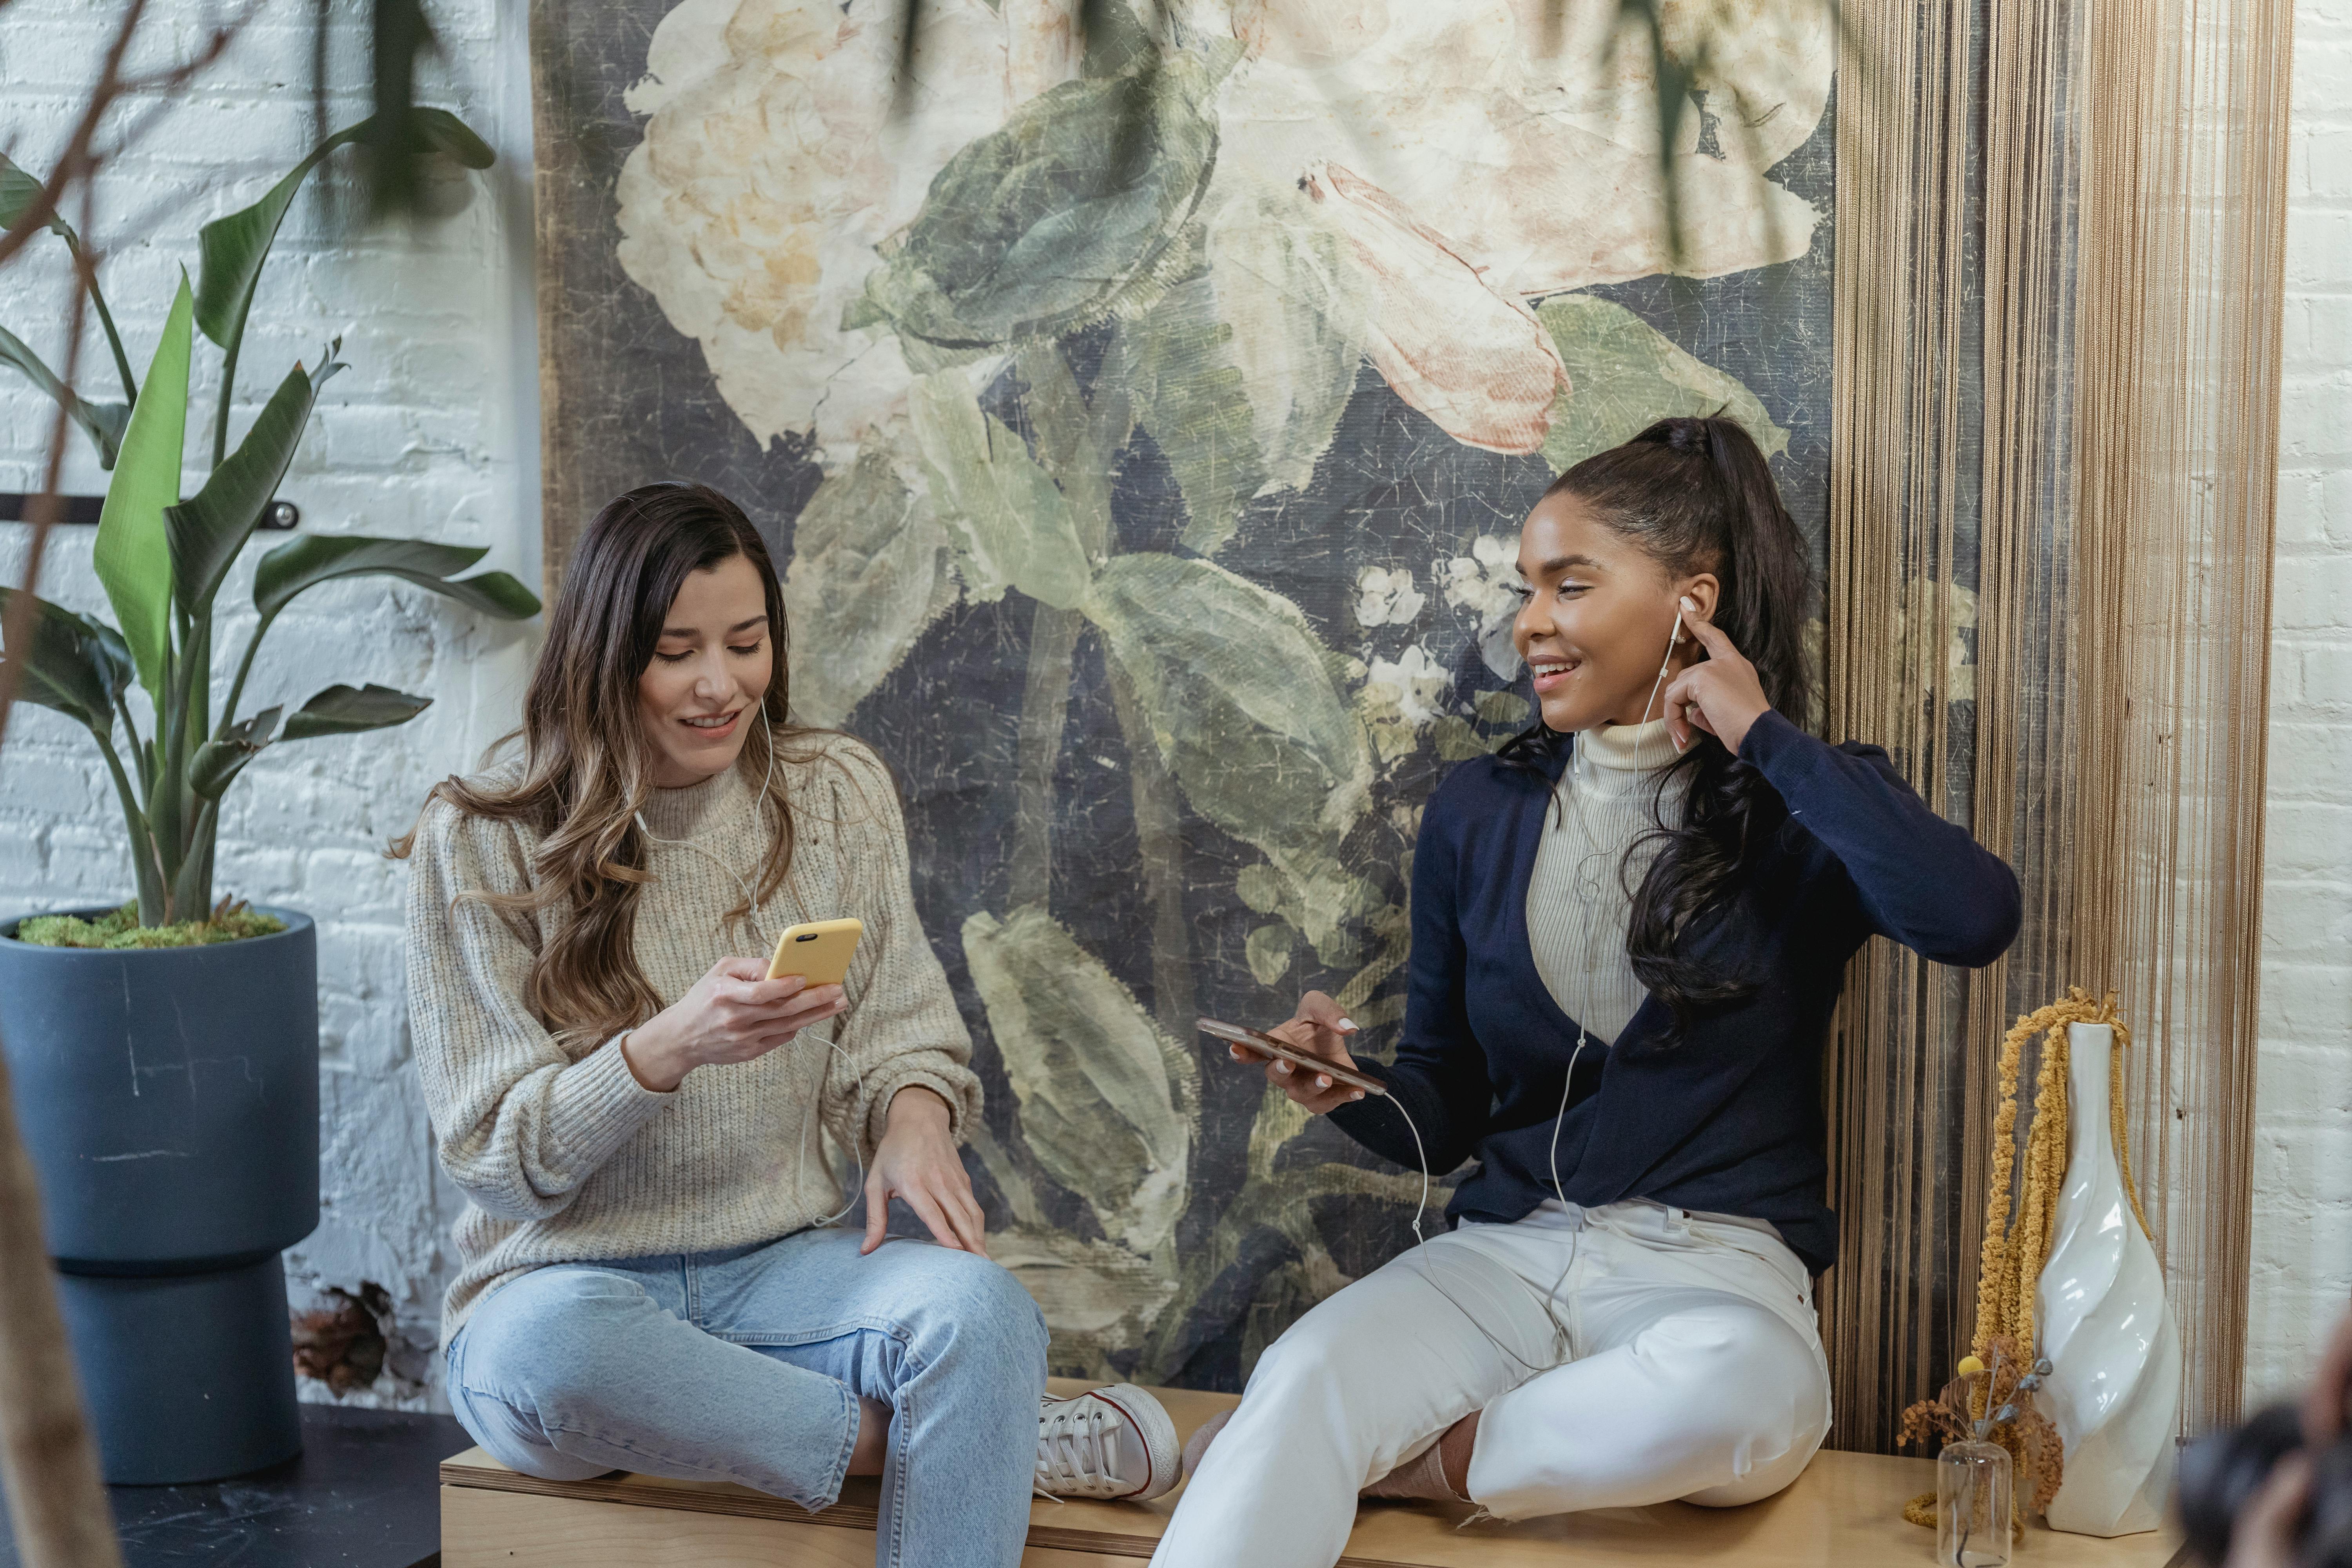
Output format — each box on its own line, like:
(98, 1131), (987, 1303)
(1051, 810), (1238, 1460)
(0, 109), (538, 1484)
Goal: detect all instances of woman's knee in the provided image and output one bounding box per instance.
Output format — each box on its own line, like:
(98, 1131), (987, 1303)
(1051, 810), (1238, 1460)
(453, 1266), (667, 1415)
(901, 1248), (1049, 1370)
(1626, 1305), (1829, 1483)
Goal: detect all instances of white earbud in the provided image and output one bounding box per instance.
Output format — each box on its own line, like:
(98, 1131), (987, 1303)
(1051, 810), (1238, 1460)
(1639, 601), (1689, 728)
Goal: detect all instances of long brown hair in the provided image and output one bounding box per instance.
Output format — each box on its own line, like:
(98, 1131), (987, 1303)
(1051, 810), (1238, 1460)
(393, 481), (830, 1051)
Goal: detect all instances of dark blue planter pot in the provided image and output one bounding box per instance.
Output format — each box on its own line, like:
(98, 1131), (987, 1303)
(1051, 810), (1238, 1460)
(0, 906), (319, 1484)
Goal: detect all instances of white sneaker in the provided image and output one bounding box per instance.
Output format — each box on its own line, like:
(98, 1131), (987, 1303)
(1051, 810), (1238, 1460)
(1034, 1383), (1181, 1502)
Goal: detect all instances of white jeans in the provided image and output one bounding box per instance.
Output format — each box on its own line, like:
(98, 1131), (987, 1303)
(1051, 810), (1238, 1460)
(1151, 1199), (1833, 1568)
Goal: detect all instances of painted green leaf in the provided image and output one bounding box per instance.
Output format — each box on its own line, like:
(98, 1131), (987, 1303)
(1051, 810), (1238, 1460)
(1083, 553), (1373, 951)
(1245, 922), (1294, 987)
(855, 56), (1221, 348)
(1537, 294), (1789, 474)
(910, 373), (1092, 611)
(0, 324), (126, 467)
(94, 273), (193, 701)
(252, 535), (539, 622)
(1080, 0), (1158, 80)
(1201, 181), (1368, 498)
(991, 1227), (1178, 1380)
(0, 587), (132, 730)
(780, 450), (957, 728)
(279, 682), (432, 740)
(1106, 264), (1263, 557)
(168, 354), (343, 617)
(962, 906), (1190, 1256)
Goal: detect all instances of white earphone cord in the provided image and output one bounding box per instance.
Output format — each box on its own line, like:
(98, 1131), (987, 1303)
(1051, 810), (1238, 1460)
(633, 708), (871, 1229)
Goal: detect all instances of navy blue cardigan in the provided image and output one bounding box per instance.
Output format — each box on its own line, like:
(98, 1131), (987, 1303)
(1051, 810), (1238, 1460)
(1327, 709), (2020, 1275)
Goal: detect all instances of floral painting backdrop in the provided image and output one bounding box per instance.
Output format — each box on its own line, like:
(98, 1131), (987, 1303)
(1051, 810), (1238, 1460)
(532, 0), (1836, 1389)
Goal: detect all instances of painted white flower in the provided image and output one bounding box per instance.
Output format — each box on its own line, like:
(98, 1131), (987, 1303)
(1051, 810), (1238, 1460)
(1203, 0), (1832, 297)
(1365, 644), (1450, 727)
(1355, 566), (1427, 628)
(1441, 536), (1526, 681)
(613, 0), (1012, 468)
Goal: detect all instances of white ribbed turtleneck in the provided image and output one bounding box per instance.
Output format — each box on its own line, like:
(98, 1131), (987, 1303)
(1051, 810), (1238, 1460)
(1524, 719), (1690, 1044)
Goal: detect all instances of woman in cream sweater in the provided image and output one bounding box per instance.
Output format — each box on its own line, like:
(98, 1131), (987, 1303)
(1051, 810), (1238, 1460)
(397, 482), (1177, 1568)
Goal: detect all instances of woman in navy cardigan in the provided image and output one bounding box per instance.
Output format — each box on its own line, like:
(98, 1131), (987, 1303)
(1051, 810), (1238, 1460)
(1152, 418), (2021, 1568)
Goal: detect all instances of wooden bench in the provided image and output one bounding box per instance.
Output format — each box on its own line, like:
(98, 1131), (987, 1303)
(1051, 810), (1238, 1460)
(441, 1380), (2186, 1567)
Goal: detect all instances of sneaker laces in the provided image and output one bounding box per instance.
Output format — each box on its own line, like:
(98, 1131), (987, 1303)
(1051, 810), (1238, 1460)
(1035, 1395), (1131, 1500)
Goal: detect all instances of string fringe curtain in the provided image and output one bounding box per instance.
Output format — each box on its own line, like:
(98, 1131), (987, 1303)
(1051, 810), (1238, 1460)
(1822, 0), (2290, 1449)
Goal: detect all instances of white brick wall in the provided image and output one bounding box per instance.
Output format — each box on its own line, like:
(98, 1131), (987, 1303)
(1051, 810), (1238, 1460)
(0, 0), (539, 1408)
(2247, 0), (2352, 1405)
(0, 0), (2341, 1419)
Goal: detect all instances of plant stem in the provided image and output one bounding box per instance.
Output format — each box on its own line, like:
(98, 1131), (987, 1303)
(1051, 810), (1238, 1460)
(111, 694), (150, 796)
(212, 329), (241, 471)
(1009, 603), (1082, 909)
(73, 246), (136, 407)
(213, 610), (276, 740)
(1106, 656), (1195, 1040)
(93, 731), (162, 918)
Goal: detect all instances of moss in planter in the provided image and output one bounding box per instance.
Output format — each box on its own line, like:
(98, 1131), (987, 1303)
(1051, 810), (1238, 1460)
(16, 902), (288, 949)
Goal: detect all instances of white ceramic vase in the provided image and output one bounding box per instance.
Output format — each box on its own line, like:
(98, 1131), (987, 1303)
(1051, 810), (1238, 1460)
(2034, 1022), (2181, 1536)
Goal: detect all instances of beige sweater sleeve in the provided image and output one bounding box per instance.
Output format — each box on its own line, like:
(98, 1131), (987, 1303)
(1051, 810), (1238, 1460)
(817, 741), (982, 1160)
(404, 799), (673, 1221)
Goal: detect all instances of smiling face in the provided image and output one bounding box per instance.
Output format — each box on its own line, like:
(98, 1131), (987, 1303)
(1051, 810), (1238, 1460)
(635, 552), (774, 789)
(1512, 491), (1719, 733)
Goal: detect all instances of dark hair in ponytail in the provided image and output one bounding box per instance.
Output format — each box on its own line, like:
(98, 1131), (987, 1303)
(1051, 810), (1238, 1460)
(1497, 415), (1816, 1042)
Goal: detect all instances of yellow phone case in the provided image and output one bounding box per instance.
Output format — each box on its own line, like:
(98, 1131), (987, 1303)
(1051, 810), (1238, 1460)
(767, 918), (864, 986)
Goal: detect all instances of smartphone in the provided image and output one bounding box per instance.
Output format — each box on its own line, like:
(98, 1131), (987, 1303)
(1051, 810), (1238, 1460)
(768, 918), (864, 987)
(1197, 1017), (1387, 1096)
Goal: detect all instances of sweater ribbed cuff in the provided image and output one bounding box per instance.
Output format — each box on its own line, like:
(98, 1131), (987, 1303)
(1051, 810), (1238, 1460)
(548, 1036), (675, 1175)
(857, 1065), (973, 1160)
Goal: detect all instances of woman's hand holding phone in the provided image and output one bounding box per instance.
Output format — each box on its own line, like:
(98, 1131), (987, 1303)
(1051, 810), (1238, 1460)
(621, 957), (846, 1093)
(1232, 990), (1369, 1115)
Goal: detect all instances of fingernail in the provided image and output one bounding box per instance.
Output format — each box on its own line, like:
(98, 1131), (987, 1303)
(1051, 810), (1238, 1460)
(1351, 1091), (1365, 1101)
(1336, 1017), (1358, 1032)
(1275, 1062), (1292, 1074)
(1316, 1075), (1331, 1088)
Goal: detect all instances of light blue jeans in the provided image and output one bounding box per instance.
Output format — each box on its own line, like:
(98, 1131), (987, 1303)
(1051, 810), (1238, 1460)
(445, 1227), (1048, 1568)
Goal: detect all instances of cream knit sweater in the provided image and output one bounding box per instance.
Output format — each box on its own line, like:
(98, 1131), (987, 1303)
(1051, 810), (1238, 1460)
(404, 733), (980, 1341)
(1524, 719), (1691, 1043)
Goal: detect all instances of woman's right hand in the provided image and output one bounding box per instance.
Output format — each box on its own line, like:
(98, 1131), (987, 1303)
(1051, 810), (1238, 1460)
(1230, 990), (1368, 1115)
(621, 957), (845, 1093)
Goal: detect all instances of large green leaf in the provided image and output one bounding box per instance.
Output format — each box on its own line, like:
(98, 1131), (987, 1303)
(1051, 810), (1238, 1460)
(278, 682), (431, 740)
(962, 906), (1192, 1256)
(94, 274), (193, 699)
(1537, 294), (1789, 473)
(852, 54), (1224, 348)
(194, 109), (490, 355)
(0, 323), (127, 467)
(1106, 263), (1263, 557)
(910, 374), (1092, 611)
(779, 450), (956, 728)
(0, 153), (72, 242)
(188, 706), (281, 799)
(168, 354), (343, 617)
(0, 587), (132, 730)
(1201, 181), (1369, 498)
(252, 534), (540, 622)
(992, 1227), (1179, 1382)
(1082, 554), (1374, 951)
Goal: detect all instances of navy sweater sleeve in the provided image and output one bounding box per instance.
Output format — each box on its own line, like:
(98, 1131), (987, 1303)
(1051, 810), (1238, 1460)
(1327, 783), (1493, 1174)
(1739, 709), (2021, 966)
